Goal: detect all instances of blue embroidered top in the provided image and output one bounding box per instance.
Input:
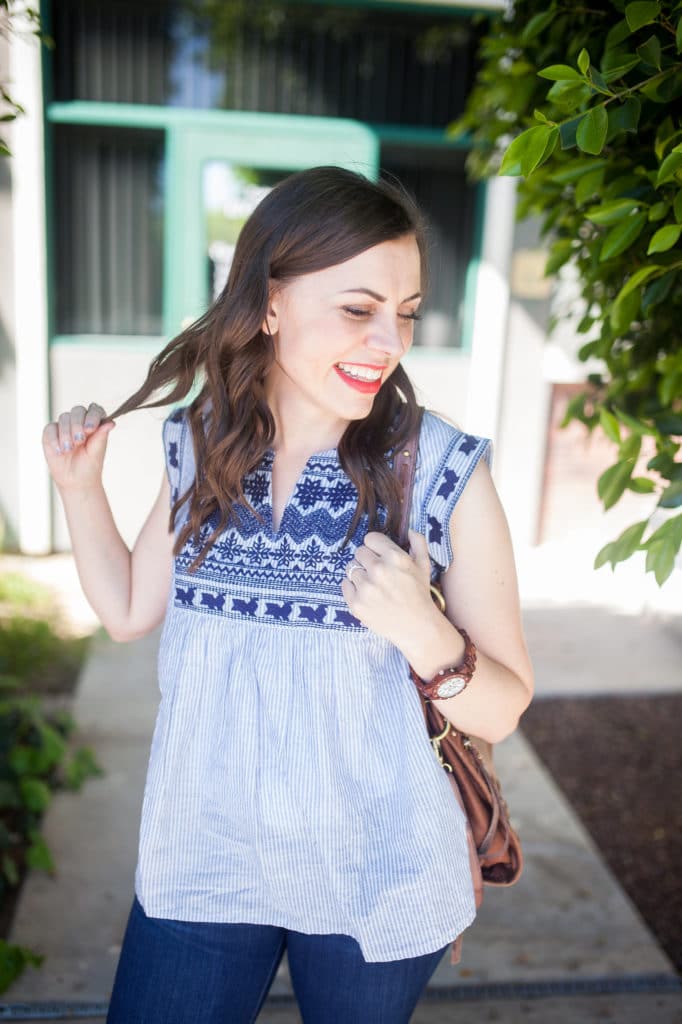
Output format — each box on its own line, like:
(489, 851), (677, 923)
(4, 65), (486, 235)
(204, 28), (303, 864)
(135, 407), (493, 962)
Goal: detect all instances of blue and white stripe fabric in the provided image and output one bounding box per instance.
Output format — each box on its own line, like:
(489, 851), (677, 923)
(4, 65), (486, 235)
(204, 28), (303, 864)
(135, 407), (492, 962)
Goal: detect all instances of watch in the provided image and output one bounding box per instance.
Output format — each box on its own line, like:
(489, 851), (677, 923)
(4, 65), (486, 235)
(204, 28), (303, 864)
(411, 627), (477, 700)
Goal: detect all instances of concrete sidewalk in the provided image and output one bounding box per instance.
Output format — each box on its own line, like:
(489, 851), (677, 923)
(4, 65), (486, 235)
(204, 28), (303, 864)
(3, 542), (682, 1021)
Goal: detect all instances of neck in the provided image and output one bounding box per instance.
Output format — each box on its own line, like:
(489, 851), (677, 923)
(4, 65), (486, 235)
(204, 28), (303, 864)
(264, 373), (346, 459)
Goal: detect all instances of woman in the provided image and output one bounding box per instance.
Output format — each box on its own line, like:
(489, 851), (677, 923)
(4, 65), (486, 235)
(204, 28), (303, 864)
(42, 166), (534, 1023)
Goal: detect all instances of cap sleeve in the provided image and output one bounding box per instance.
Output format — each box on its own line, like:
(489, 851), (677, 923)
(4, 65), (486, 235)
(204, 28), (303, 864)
(411, 411), (493, 574)
(162, 406), (195, 532)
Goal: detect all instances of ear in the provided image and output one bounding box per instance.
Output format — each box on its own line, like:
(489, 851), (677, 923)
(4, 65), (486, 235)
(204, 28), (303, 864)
(261, 280), (281, 337)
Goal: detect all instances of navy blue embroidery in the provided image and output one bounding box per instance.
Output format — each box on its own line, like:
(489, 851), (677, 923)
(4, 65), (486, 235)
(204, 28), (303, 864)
(295, 478), (326, 510)
(428, 516), (443, 545)
(176, 586), (196, 605)
(168, 441), (179, 469)
(246, 473), (269, 507)
(298, 604), (328, 624)
(169, 408), (184, 424)
(265, 601), (293, 621)
(335, 609), (361, 628)
(200, 592), (225, 611)
(437, 468), (459, 500)
(232, 597), (258, 616)
(459, 434), (478, 455)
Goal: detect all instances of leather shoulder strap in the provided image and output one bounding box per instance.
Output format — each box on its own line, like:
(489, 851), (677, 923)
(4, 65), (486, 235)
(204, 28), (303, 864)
(393, 407), (424, 550)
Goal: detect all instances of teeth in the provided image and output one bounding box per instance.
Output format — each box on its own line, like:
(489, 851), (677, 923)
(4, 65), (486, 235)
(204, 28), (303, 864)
(337, 363), (382, 382)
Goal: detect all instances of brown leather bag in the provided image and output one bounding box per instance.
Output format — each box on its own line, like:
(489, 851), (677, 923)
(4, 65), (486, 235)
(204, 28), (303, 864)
(392, 411), (523, 959)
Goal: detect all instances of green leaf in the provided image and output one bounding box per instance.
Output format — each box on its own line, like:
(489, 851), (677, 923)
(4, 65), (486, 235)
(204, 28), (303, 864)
(595, 520), (648, 570)
(546, 80), (592, 112)
(545, 238), (574, 275)
(578, 48), (590, 75)
(645, 538), (677, 584)
(674, 191), (682, 222)
(654, 413), (682, 434)
(25, 831), (55, 873)
(499, 125), (557, 177)
(538, 65), (585, 83)
(660, 481), (682, 507)
(600, 408), (622, 443)
(577, 106), (608, 155)
(19, 778), (51, 813)
(677, 15), (682, 52)
(2, 854), (19, 887)
(521, 9), (555, 43)
(597, 459), (636, 509)
(625, 1), (660, 32)
(628, 476), (656, 493)
(615, 408), (650, 435)
(620, 433), (643, 461)
(637, 34), (662, 69)
(600, 212), (647, 260)
(642, 270), (676, 313)
(559, 114), (583, 149)
(613, 264), (663, 307)
(0, 940), (43, 992)
(606, 96), (641, 140)
(642, 512), (682, 547)
(585, 198), (640, 225)
(575, 166), (606, 205)
(602, 55), (642, 81)
(648, 201), (670, 221)
(656, 151), (682, 186)
(549, 158), (608, 184)
(605, 19), (632, 50)
(648, 223), (682, 253)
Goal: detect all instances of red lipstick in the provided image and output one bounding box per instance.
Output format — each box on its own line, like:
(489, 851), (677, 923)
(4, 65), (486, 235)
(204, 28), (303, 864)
(334, 364), (384, 395)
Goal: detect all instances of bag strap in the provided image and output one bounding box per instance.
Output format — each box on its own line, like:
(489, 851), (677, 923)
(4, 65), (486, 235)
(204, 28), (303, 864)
(392, 407), (424, 550)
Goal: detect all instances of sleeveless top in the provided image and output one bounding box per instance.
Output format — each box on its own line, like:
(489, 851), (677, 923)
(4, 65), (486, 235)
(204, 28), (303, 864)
(135, 407), (493, 962)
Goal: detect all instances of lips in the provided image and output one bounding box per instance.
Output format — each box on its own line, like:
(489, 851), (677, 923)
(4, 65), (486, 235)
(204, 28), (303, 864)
(334, 363), (385, 395)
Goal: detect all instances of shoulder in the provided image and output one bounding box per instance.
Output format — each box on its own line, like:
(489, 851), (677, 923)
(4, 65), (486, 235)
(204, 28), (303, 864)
(414, 410), (493, 572)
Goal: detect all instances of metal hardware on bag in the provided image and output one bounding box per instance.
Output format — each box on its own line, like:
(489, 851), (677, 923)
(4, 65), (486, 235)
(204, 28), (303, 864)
(430, 585), (446, 613)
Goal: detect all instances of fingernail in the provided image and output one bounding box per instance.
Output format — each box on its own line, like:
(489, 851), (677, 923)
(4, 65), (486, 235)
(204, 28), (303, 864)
(62, 442), (72, 451)
(75, 432), (84, 442)
(84, 421), (94, 429)
(54, 445), (61, 454)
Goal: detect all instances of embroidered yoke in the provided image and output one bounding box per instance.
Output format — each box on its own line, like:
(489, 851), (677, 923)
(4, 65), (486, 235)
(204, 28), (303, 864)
(135, 408), (493, 962)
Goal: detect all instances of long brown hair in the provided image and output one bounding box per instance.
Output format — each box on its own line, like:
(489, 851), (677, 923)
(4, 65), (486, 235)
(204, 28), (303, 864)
(110, 166), (426, 570)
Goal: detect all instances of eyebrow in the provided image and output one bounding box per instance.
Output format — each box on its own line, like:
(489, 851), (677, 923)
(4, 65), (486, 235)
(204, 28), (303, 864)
(339, 288), (422, 303)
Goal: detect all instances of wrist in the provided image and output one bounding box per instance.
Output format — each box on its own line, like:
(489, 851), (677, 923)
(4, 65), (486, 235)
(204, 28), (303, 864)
(402, 608), (466, 680)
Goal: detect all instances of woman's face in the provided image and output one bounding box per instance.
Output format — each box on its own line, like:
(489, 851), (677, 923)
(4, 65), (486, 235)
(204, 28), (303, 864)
(264, 234), (422, 438)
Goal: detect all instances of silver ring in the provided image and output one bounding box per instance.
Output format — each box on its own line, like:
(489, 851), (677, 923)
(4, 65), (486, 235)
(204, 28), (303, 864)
(347, 560), (364, 582)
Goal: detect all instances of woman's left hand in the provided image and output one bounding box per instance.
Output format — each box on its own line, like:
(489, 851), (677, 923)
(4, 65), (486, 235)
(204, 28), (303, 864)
(341, 529), (438, 651)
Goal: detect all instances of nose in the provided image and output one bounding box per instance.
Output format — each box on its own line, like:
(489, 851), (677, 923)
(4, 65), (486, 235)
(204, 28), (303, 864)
(366, 315), (406, 360)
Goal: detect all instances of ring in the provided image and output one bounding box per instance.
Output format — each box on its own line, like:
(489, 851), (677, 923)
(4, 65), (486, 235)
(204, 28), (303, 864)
(347, 560), (364, 582)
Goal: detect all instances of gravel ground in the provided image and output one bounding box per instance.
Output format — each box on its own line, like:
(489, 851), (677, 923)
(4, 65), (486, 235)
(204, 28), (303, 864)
(519, 693), (682, 976)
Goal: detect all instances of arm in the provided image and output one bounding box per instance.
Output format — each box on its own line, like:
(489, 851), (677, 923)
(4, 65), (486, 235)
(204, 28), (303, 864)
(342, 460), (534, 745)
(404, 460), (534, 744)
(43, 404), (175, 643)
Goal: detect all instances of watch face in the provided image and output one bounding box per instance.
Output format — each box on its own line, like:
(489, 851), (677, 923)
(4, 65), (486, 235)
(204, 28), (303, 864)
(436, 676), (466, 699)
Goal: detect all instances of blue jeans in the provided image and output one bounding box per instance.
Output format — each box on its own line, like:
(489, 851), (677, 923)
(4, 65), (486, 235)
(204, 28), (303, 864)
(106, 897), (448, 1023)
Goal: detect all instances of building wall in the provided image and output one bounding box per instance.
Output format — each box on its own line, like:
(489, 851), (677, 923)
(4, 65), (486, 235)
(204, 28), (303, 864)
(0, 33), (20, 550)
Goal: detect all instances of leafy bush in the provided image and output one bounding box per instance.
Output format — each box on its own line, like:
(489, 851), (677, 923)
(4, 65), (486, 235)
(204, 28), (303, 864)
(0, 572), (100, 991)
(454, 0), (682, 583)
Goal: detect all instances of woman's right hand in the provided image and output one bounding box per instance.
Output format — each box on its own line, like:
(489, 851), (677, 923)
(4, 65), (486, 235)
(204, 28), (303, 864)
(42, 403), (116, 493)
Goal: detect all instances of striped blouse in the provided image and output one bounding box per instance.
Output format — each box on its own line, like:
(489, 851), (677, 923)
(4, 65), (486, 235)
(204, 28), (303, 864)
(135, 408), (493, 962)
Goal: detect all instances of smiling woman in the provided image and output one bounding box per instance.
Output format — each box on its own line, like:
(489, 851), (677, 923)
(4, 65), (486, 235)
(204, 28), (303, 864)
(41, 166), (533, 1024)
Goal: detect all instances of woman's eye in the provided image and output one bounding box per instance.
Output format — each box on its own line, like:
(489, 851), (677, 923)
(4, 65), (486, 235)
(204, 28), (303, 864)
(400, 312), (423, 322)
(343, 306), (370, 318)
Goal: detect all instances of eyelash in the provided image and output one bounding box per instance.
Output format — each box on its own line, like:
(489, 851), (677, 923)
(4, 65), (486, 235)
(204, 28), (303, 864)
(343, 306), (423, 322)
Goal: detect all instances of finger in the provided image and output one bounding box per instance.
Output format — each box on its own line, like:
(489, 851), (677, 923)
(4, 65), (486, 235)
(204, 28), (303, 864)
(84, 403), (106, 432)
(57, 412), (74, 453)
(363, 531), (404, 558)
(408, 529), (432, 578)
(352, 546), (380, 573)
(70, 405), (87, 446)
(43, 422), (61, 455)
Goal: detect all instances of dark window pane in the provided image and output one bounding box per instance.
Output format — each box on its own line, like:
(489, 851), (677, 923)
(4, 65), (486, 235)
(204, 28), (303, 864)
(51, 0), (479, 127)
(381, 147), (476, 349)
(53, 125), (164, 336)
